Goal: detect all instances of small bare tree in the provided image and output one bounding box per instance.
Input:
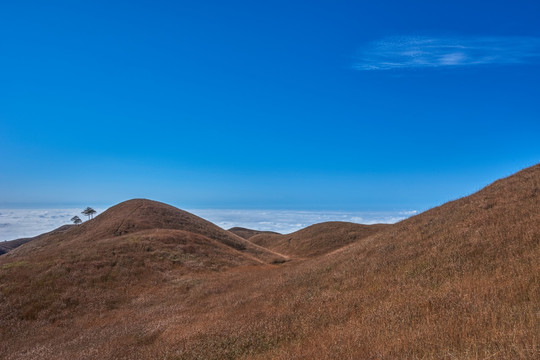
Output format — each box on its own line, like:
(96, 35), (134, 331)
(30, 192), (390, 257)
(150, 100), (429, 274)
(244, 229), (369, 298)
(71, 216), (82, 225)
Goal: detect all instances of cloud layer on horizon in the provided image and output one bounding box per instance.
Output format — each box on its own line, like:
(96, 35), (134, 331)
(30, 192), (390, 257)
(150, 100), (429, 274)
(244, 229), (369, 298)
(0, 209), (106, 242)
(354, 36), (540, 71)
(0, 208), (417, 241)
(193, 209), (417, 234)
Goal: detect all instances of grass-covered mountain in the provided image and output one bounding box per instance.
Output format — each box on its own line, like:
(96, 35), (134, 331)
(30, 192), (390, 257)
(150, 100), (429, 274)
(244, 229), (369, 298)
(249, 221), (390, 258)
(1, 165), (539, 359)
(227, 227), (281, 240)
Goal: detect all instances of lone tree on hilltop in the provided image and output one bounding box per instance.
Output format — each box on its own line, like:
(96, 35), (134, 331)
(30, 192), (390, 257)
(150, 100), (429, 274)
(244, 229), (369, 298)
(71, 216), (82, 225)
(82, 207), (97, 220)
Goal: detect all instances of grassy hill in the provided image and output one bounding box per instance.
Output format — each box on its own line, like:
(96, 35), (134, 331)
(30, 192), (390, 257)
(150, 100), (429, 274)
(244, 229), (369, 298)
(228, 227), (281, 240)
(8, 199), (286, 264)
(1, 165), (539, 359)
(249, 221), (390, 258)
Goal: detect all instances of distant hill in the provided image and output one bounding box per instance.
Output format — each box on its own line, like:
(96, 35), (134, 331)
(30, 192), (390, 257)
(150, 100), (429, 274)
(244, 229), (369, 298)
(9, 199), (286, 264)
(0, 224), (73, 255)
(0, 165), (539, 359)
(249, 221), (390, 258)
(228, 227), (281, 239)
(0, 238), (32, 255)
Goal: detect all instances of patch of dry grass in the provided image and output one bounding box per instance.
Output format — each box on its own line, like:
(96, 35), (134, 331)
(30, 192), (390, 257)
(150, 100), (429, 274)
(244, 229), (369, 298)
(249, 222), (390, 258)
(228, 227), (280, 240)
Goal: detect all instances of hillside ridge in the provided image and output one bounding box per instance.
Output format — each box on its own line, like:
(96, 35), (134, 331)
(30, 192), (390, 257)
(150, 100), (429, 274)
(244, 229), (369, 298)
(250, 221), (391, 258)
(7, 199), (287, 264)
(0, 165), (538, 359)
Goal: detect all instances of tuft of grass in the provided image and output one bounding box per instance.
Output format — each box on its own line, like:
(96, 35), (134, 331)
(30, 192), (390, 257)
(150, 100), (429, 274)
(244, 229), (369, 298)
(1, 261), (29, 269)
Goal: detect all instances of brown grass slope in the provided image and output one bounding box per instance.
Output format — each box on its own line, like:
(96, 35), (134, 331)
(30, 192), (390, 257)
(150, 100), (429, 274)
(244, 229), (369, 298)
(0, 228), (261, 320)
(170, 164), (539, 359)
(0, 165), (539, 359)
(153, 164), (539, 359)
(259, 163), (539, 359)
(249, 222), (390, 258)
(228, 227), (281, 240)
(247, 231), (283, 249)
(9, 199), (286, 264)
(0, 200), (285, 329)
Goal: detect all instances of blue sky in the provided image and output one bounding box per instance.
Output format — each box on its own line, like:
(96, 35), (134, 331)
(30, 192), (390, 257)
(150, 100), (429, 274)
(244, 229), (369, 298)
(1, 0), (539, 211)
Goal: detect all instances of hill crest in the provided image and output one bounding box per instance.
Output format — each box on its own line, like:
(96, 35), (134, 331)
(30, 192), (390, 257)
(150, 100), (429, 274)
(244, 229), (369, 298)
(228, 227), (281, 239)
(250, 221), (391, 258)
(7, 199), (287, 264)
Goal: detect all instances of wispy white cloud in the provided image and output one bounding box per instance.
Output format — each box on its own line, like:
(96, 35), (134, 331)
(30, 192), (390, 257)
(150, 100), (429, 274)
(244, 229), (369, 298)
(0, 208), (417, 241)
(354, 36), (540, 71)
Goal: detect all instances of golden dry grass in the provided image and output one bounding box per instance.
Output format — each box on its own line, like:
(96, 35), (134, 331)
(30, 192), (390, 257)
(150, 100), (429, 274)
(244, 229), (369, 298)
(249, 222), (390, 258)
(1, 165), (539, 359)
(228, 227), (280, 240)
(9, 199), (286, 264)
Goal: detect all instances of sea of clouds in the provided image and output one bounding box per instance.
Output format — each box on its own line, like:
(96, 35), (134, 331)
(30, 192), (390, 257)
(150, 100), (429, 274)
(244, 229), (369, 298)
(0, 209), (104, 242)
(0, 208), (417, 242)
(192, 209), (417, 234)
